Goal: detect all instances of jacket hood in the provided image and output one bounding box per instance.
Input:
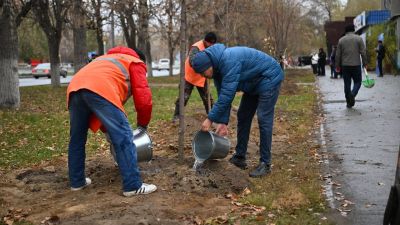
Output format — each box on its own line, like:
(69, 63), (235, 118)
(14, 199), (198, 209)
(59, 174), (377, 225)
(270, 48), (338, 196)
(319, 48), (324, 52)
(202, 44), (227, 78)
(108, 46), (140, 59)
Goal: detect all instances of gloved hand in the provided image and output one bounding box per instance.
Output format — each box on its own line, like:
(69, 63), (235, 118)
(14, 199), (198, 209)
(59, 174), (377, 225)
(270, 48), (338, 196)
(137, 122), (148, 131)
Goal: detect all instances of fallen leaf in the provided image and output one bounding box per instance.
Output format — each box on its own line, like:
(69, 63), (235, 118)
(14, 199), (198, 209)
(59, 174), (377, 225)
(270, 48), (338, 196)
(345, 200), (355, 205)
(241, 213), (247, 218)
(365, 204), (371, 208)
(242, 188), (251, 196)
(268, 213), (275, 218)
(378, 182), (385, 185)
(321, 216), (327, 220)
(256, 216), (264, 221)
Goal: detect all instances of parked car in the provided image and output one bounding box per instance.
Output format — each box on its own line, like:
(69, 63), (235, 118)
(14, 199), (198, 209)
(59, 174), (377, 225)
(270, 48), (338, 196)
(157, 59), (170, 71)
(152, 62), (158, 70)
(32, 63), (68, 79)
(296, 55), (312, 66)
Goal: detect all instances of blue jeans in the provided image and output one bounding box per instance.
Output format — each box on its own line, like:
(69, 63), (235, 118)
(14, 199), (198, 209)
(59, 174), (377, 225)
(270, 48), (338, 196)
(342, 66), (362, 105)
(68, 89), (142, 192)
(235, 82), (281, 165)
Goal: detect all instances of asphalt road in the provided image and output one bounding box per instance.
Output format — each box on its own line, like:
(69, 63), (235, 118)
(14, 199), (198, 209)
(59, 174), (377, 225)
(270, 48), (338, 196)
(18, 68), (180, 87)
(317, 66), (400, 224)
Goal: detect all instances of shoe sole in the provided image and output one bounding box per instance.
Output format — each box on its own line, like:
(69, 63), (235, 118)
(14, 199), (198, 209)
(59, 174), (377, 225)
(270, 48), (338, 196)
(249, 171), (271, 178)
(228, 159), (248, 170)
(123, 186), (157, 197)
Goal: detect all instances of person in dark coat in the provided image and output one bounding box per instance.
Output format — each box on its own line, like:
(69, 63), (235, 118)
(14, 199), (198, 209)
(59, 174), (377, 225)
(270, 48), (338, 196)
(192, 44), (284, 178)
(374, 40), (386, 77)
(318, 48), (326, 76)
(331, 45), (338, 78)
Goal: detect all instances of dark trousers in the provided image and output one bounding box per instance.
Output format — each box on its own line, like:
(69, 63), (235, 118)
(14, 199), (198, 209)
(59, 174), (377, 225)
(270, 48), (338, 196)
(342, 66), (362, 105)
(312, 64), (317, 74)
(318, 62), (325, 75)
(175, 79), (214, 113)
(377, 58), (383, 76)
(235, 83), (281, 165)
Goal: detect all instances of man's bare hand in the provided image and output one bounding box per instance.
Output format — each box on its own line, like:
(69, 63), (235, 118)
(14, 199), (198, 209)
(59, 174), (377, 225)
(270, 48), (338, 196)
(201, 118), (213, 132)
(215, 123), (228, 137)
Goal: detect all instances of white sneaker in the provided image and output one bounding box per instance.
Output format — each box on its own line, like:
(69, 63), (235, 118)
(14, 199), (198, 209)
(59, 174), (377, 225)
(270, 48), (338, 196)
(123, 183), (157, 196)
(71, 178), (92, 191)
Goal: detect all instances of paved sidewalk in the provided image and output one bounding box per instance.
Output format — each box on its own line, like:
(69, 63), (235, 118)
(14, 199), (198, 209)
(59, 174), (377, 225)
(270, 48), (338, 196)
(316, 66), (400, 224)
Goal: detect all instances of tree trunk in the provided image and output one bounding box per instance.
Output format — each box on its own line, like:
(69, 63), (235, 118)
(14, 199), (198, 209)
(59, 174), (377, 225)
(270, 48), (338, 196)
(137, 0), (152, 77)
(178, 0), (186, 165)
(169, 45), (174, 76)
(96, 26), (104, 55)
(146, 37), (153, 77)
(47, 35), (61, 87)
(73, 0), (87, 73)
(0, 0), (20, 109)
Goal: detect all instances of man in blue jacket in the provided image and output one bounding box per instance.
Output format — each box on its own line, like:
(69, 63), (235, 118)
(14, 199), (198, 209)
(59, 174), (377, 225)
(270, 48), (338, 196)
(192, 44), (284, 178)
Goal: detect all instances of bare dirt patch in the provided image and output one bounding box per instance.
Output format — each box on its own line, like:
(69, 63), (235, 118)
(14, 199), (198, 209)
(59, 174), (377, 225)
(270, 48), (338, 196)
(0, 81), (304, 224)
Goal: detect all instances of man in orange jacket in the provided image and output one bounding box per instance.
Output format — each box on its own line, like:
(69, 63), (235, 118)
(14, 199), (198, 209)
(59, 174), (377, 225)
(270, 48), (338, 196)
(67, 47), (156, 196)
(172, 32), (217, 122)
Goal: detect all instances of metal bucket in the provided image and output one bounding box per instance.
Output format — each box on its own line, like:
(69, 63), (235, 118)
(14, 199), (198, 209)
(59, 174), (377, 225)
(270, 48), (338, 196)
(192, 130), (230, 161)
(108, 128), (153, 165)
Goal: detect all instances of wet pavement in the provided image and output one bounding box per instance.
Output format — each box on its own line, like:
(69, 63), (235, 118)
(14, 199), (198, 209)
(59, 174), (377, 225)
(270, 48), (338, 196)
(316, 66), (400, 224)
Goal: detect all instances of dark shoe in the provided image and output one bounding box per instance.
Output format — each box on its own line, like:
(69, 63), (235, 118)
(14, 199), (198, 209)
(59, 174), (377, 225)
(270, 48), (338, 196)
(228, 155), (248, 170)
(377, 75), (383, 77)
(172, 105), (179, 122)
(348, 92), (355, 107)
(249, 162), (271, 178)
(346, 104), (352, 108)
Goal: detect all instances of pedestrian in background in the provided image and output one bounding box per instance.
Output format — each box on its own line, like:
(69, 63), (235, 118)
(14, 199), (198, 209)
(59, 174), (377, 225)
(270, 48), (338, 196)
(374, 40), (386, 77)
(172, 32), (217, 122)
(67, 47), (157, 196)
(192, 44), (284, 178)
(331, 45), (338, 79)
(335, 24), (367, 108)
(311, 52), (318, 75)
(318, 48), (326, 76)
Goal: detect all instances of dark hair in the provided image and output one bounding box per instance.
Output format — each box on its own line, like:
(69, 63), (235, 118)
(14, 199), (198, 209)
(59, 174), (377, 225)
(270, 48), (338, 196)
(133, 48), (146, 63)
(345, 23), (355, 33)
(204, 32), (217, 43)
(378, 40), (383, 44)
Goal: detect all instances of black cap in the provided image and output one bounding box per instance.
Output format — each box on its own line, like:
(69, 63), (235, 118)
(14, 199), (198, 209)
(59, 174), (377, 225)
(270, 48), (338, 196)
(204, 32), (217, 43)
(133, 48), (146, 63)
(345, 23), (355, 33)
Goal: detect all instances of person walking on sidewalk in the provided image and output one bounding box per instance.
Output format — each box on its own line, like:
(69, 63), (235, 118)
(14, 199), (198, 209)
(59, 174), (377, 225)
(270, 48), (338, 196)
(311, 52), (318, 75)
(318, 48), (326, 76)
(374, 40), (386, 77)
(67, 47), (157, 196)
(192, 44), (284, 178)
(330, 45), (338, 79)
(335, 24), (367, 108)
(172, 32), (217, 122)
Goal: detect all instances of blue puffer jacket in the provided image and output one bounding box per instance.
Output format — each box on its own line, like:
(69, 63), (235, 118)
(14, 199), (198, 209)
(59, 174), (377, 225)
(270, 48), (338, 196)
(203, 44), (284, 124)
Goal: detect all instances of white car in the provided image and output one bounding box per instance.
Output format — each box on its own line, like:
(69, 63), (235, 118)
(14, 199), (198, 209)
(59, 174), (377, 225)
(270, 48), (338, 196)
(32, 63), (67, 79)
(158, 59), (170, 71)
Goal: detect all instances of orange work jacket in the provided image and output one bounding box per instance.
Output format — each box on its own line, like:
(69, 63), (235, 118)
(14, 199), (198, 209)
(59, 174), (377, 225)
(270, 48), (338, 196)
(185, 40), (206, 87)
(67, 52), (147, 132)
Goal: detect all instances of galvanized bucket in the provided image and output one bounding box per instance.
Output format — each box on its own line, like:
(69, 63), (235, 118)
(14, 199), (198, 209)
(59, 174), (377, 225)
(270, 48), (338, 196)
(192, 130), (230, 161)
(108, 128), (153, 165)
